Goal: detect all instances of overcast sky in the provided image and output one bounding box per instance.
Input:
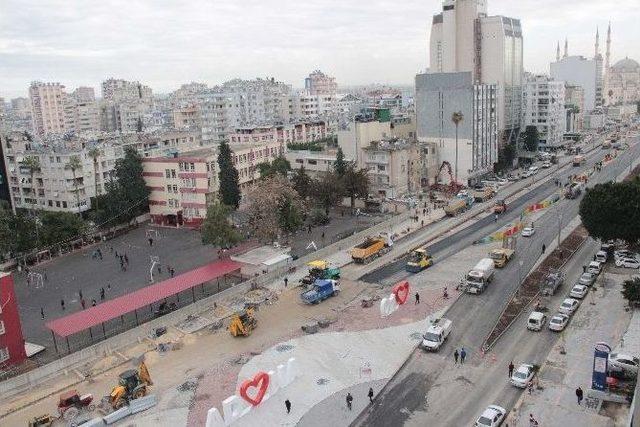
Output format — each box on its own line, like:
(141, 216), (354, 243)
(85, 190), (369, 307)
(1, 0), (638, 98)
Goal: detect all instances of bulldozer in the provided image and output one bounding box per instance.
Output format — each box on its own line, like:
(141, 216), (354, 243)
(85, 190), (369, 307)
(229, 308), (257, 337)
(106, 361), (153, 410)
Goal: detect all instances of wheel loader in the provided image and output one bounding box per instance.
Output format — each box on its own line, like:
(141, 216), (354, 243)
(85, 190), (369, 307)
(103, 361), (153, 411)
(229, 308), (257, 337)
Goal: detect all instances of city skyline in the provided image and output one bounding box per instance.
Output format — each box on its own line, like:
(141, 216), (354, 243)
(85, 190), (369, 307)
(1, 0), (639, 98)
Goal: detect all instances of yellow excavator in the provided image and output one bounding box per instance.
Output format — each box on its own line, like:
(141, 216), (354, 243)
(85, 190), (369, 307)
(229, 308), (257, 337)
(107, 361), (153, 410)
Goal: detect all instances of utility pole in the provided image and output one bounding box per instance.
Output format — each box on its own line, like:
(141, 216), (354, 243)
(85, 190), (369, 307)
(557, 213), (563, 248)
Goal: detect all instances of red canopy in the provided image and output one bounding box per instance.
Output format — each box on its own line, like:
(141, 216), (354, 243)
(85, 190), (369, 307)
(46, 258), (241, 338)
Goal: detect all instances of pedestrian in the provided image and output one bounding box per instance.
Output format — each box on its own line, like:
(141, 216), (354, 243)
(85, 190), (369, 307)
(576, 386), (583, 405)
(44, 271), (48, 281)
(541, 244), (546, 255)
(529, 414), (539, 426)
(92, 299), (97, 307)
(494, 214), (498, 222)
(285, 399), (291, 414)
(423, 208), (426, 215)
(443, 287), (449, 299)
(124, 254), (129, 265)
(284, 277), (289, 288)
(170, 267), (175, 277)
(100, 288), (105, 301)
(421, 219), (424, 227)
(368, 387), (374, 403)
(321, 231), (325, 240)
(528, 380), (534, 395)
(149, 237), (154, 247)
(346, 392), (353, 410)
(60, 299), (65, 311)
(78, 289), (83, 299)
(415, 292), (420, 304)
(98, 248), (103, 260)
(308, 224), (312, 234)
(582, 265), (587, 273)
(107, 284), (111, 290)
(454, 349), (459, 364)
(40, 307), (45, 319)
(460, 347), (467, 364)
(81, 298), (86, 310)
(508, 361), (514, 378)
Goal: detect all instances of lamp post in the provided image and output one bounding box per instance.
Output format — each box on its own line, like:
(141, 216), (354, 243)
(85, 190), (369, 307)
(451, 111), (464, 186)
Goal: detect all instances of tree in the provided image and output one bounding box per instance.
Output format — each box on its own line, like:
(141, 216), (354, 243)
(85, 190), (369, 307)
(495, 143), (517, 173)
(311, 171), (344, 212)
(11, 212), (38, 254)
(292, 166), (313, 199)
(579, 180), (640, 245)
(87, 147), (102, 211)
(217, 140), (241, 208)
(342, 165), (370, 213)
(451, 111), (464, 184)
(22, 155), (41, 212)
(201, 202), (242, 248)
(622, 277), (640, 305)
(0, 206), (13, 256)
(333, 147), (348, 177)
(65, 155), (83, 214)
(257, 156), (291, 179)
(523, 126), (539, 152)
(39, 211), (86, 247)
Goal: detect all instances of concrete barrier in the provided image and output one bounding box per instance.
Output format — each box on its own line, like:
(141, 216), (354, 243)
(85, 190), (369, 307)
(129, 394), (157, 414)
(103, 406), (131, 424)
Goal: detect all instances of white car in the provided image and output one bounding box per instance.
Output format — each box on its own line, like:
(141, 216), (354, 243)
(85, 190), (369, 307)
(615, 250), (637, 260)
(570, 284), (588, 299)
(616, 258), (640, 269)
(475, 404), (507, 427)
(609, 353), (640, 375)
(510, 363), (535, 388)
(528, 166), (539, 174)
(559, 298), (580, 315)
(541, 161), (552, 168)
(549, 313), (570, 331)
(578, 272), (596, 287)
(587, 261), (602, 275)
(521, 226), (535, 237)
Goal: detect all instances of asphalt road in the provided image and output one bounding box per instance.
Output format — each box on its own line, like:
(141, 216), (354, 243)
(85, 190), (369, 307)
(353, 136), (640, 426)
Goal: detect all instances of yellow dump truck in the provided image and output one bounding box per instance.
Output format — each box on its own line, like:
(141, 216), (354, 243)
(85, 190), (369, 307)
(444, 199), (467, 216)
(473, 187), (495, 202)
(489, 248), (515, 268)
(350, 234), (393, 264)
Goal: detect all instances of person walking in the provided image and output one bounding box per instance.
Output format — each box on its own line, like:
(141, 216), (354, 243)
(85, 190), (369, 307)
(92, 299), (97, 307)
(170, 267), (175, 277)
(528, 380), (534, 395)
(529, 414), (539, 426)
(346, 392), (353, 410)
(60, 299), (65, 311)
(157, 264), (162, 274)
(542, 244), (546, 255)
(148, 237), (154, 247)
(415, 292), (420, 304)
(80, 298), (86, 310)
(78, 290), (83, 299)
(100, 288), (105, 301)
(284, 277), (289, 288)
(494, 214), (498, 222)
(508, 361), (514, 378)
(368, 387), (374, 403)
(460, 348), (467, 364)
(576, 386), (584, 405)
(124, 254), (129, 265)
(40, 307), (45, 319)
(443, 287), (449, 299)
(285, 399), (291, 414)
(454, 349), (459, 364)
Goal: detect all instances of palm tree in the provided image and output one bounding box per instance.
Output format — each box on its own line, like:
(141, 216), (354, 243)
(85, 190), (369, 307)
(87, 147), (102, 211)
(22, 156), (41, 212)
(65, 156), (83, 214)
(451, 111), (464, 185)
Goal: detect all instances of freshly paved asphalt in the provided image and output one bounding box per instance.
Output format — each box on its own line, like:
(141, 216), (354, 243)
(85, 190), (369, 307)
(353, 137), (640, 426)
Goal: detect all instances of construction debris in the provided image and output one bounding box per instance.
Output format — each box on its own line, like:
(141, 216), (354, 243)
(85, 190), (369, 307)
(302, 323), (319, 334)
(317, 316), (337, 328)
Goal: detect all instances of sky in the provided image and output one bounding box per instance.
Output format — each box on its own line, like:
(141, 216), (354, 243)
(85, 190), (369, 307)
(1, 0), (639, 98)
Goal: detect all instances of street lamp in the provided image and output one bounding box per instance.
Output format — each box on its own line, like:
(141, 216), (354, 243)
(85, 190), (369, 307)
(451, 111), (464, 185)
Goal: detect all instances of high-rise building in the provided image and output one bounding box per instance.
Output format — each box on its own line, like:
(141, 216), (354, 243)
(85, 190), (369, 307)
(29, 82), (68, 137)
(101, 78), (153, 107)
(564, 84), (585, 132)
(522, 75), (566, 150)
(428, 0), (523, 144)
(550, 55), (603, 111)
(304, 70), (338, 96)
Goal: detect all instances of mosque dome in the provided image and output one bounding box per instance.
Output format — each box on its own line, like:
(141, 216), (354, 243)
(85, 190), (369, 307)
(612, 57), (640, 72)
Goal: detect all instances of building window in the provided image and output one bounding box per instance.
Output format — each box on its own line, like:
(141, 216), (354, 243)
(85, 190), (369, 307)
(0, 347), (8, 363)
(0, 320), (4, 335)
(165, 169), (171, 178)
(62, 201), (67, 208)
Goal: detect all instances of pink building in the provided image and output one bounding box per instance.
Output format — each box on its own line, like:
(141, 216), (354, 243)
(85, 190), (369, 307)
(0, 273), (27, 367)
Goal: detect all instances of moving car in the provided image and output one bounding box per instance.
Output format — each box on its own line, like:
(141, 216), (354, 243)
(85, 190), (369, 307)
(528, 166), (539, 174)
(527, 311), (547, 331)
(510, 363), (535, 388)
(570, 284), (588, 299)
(578, 272), (596, 287)
(559, 298), (580, 315)
(475, 405), (507, 427)
(609, 353), (640, 376)
(616, 258), (640, 269)
(521, 226), (535, 237)
(549, 313), (570, 331)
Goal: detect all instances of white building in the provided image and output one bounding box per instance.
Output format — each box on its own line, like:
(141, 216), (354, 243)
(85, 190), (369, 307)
(551, 55), (603, 111)
(522, 75), (566, 150)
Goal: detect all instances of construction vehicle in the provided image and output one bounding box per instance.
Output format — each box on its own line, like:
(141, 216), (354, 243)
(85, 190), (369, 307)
(300, 260), (340, 285)
(57, 389), (95, 420)
(444, 198), (467, 216)
(473, 187), (496, 202)
(493, 199), (507, 214)
(106, 361), (152, 410)
(573, 155), (586, 166)
(350, 234), (393, 264)
(466, 258), (495, 294)
(541, 270), (565, 296)
(489, 248), (515, 268)
(229, 308), (258, 337)
(300, 279), (340, 304)
(406, 247), (434, 273)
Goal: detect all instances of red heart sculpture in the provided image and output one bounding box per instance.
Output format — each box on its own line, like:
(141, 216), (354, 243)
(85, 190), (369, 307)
(239, 371), (270, 406)
(392, 281), (410, 305)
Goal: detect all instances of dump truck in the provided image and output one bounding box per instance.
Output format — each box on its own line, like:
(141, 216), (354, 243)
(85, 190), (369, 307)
(466, 258), (495, 294)
(489, 248), (515, 268)
(473, 187), (495, 202)
(493, 199), (507, 214)
(406, 247), (434, 273)
(444, 198), (470, 216)
(541, 270), (565, 296)
(229, 308), (257, 337)
(300, 279), (340, 304)
(421, 318), (453, 351)
(350, 234), (393, 263)
(301, 260), (341, 285)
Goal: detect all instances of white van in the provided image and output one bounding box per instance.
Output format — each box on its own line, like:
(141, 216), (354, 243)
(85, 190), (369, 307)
(527, 311), (547, 331)
(422, 318), (453, 351)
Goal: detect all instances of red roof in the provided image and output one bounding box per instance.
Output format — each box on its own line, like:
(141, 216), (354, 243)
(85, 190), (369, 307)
(46, 259), (241, 338)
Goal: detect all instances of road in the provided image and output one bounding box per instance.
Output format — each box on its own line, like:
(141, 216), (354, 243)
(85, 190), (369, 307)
(353, 137), (640, 426)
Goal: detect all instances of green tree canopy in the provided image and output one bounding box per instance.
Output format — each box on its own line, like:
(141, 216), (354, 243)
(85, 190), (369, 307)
(523, 126), (539, 152)
(333, 147), (347, 177)
(342, 164), (370, 213)
(257, 156), (291, 179)
(292, 166), (313, 199)
(201, 202), (243, 248)
(312, 171), (344, 212)
(65, 155), (83, 214)
(39, 211), (86, 247)
(622, 277), (640, 305)
(579, 180), (640, 245)
(218, 140), (241, 208)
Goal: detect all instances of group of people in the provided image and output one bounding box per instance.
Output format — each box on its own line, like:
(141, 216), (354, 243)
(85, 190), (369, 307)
(453, 347), (467, 364)
(283, 387), (376, 415)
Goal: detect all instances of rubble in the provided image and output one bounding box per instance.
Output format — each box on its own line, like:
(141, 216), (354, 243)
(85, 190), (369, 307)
(301, 323), (319, 334)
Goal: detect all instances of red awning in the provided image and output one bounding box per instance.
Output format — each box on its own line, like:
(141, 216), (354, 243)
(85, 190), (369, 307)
(46, 258), (241, 338)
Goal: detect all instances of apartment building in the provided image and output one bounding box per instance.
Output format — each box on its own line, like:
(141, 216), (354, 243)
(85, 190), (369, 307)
(143, 140), (285, 228)
(29, 82), (68, 137)
(286, 149), (345, 178)
(522, 75), (566, 149)
(228, 121), (330, 145)
(305, 70), (338, 96)
(565, 84), (585, 132)
(173, 104), (201, 129)
(361, 139), (421, 198)
(551, 55), (603, 111)
(102, 78), (153, 106)
(66, 87), (100, 134)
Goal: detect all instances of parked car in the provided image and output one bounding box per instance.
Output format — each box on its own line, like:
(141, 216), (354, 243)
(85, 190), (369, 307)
(578, 272), (596, 287)
(541, 161), (552, 168)
(609, 353), (640, 376)
(595, 250), (608, 263)
(549, 313), (570, 331)
(570, 284), (588, 299)
(521, 226), (535, 237)
(559, 298), (580, 315)
(475, 405), (507, 427)
(528, 166), (539, 174)
(527, 311), (547, 331)
(510, 363), (536, 388)
(616, 258), (640, 269)
(587, 261), (602, 275)
(615, 250), (638, 261)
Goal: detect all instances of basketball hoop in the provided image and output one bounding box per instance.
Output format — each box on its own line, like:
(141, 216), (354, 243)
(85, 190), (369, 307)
(28, 272), (44, 289)
(149, 256), (160, 282)
(145, 229), (160, 239)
